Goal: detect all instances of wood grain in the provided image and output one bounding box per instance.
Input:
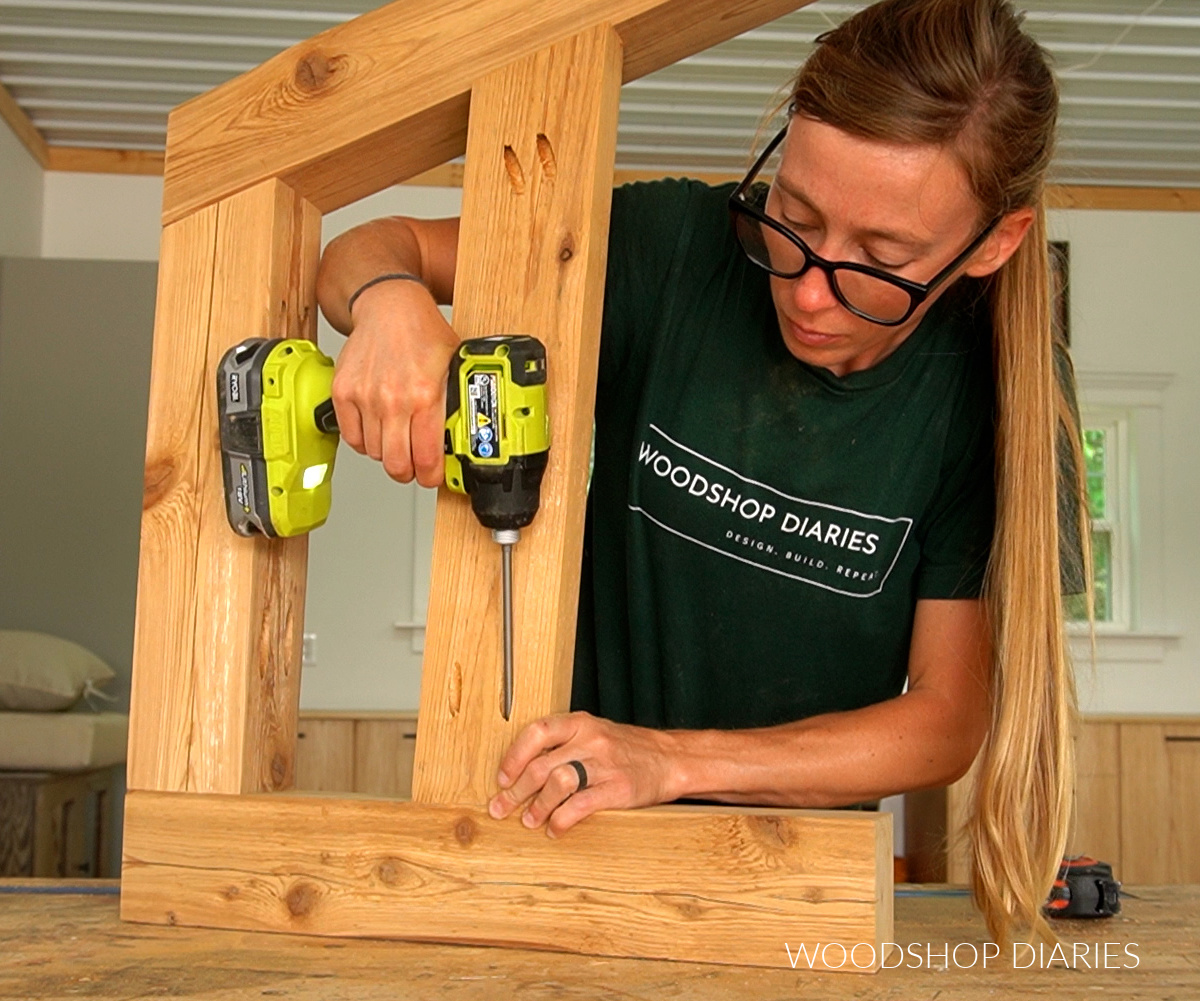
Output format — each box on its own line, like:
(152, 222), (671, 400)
(127, 206), (220, 793)
(159, 0), (813, 223)
(1164, 723), (1200, 883)
(120, 790), (891, 970)
(10, 880), (1200, 998)
(411, 25), (622, 807)
(126, 180), (319, 795)
(0, 81), (48, 167)
(1068, 721), (1121, 869)
(1046, 185), (1200, 211)
(1119, 723), (1171, 884)
(1120, 721), (1200, 884)
(187, 179), (318, 795)
(354, 719), (418, 798)
(0, 778), (36, 876)
(30, 134), (1200, 218)
(295, 719), (355, 792)
(44, 146), (165, 175)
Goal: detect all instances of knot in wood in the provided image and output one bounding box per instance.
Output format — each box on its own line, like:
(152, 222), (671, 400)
(375, 859), (401, 885)
(558, 235), (575, 263)
(454, 816), (477, 846)
(221, 885), (240, 901)
(294, 52), (338, 93)
(748, 815), (796, 849)
(142, 458), (175, 510)
(286, 881), (319, 917)
(270, 751), (287, 788)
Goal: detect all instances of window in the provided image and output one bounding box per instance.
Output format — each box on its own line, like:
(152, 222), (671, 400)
(1067, 409), (1131, 630)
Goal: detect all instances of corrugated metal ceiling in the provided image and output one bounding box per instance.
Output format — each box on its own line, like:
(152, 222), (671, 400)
(2, 0), (1198, 186)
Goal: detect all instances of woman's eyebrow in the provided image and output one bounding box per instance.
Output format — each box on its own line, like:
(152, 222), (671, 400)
(775, 173), (931, 252)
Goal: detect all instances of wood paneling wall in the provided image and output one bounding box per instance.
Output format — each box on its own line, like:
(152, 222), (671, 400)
(906, 716), (1200, 886)
(295, 712), (418, 799)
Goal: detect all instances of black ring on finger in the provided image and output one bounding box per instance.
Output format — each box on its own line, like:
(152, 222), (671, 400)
(566, 759), (588, 793)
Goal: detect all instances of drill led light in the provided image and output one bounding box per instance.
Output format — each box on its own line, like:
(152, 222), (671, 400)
(302, 463), (329, 490)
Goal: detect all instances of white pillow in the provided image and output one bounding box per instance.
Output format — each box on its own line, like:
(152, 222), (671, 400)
(0, 630), (116, 711)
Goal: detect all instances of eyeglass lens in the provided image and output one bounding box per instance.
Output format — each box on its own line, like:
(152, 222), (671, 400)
(735, 181), (915, 324)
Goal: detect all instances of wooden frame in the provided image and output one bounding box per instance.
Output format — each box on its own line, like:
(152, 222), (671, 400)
(122, 0), (896, 971)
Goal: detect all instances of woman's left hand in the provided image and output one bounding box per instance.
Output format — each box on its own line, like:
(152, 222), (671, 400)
(487, 711), (682, 837)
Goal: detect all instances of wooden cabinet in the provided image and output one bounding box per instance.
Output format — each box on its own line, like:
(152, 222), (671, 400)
(295, 712), (418, 799)
(1119, 720), (1200, 883)
(906, 716), (1200, 885)
(0, 767), (116, 877)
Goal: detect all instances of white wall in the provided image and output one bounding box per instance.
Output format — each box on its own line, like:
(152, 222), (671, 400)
(41, 172), (163, 261)
(31, 177), (460, 709)
(16, 172), (1200, 717)
(1048, 209), (1200, 715)
(301, 187), (461, 711)
(0, 119), (43, 256)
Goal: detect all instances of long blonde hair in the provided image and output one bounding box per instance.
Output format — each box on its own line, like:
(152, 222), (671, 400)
(789, 0), (1088, 945)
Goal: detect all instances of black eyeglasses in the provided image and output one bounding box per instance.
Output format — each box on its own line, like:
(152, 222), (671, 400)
(728, 123), (1000, 326)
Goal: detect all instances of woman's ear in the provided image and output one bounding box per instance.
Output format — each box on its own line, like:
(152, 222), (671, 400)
(964, 206), (1035, 278)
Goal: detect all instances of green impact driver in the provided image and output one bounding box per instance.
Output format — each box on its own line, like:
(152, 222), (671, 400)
(217, 334), (550, 720)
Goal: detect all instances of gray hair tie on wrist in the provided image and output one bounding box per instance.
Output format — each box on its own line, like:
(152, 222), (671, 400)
(347, 272), (425, 316)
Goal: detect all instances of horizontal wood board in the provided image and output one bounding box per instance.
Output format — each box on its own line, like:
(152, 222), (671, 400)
(120, 790), (891, 970)
(159, 0), (814, 222)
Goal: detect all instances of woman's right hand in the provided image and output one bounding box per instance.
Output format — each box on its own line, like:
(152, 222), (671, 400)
(330, 278), (460, 487)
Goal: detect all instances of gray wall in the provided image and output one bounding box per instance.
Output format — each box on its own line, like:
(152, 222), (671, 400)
(0, 257), (157, 712)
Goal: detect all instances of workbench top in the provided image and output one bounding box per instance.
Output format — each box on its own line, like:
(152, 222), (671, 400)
(2, 879), (1195, 1000)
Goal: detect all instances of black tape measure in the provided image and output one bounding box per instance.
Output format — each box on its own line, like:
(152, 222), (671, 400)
(1045, 856), (1122, 919)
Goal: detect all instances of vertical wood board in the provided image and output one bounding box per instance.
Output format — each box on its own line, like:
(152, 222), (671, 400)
(127, 206), (220, 793)
(188, 179), (319, 795)
(413, 25), (623, 806)
(1119, 723), (1171, 884)
(127, 180), (319, 797)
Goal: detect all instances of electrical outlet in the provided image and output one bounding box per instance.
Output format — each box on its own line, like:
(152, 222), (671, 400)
(302, 632), (317, 667)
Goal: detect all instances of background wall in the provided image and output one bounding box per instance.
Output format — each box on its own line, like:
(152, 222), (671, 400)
(1050, 209), (1199, 714)
(0, 257), (157, 711)
(2, 120), (1196, 721)
(0, 120), (42, 257)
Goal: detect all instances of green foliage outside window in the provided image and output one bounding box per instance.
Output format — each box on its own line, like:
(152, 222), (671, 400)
(1067, 428), (1113, 622)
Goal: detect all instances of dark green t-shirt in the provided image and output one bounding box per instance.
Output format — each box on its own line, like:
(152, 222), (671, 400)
(571, 178), (996, 731)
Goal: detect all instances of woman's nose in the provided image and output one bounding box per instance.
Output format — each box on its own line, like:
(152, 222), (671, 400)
(790, 263), (840, 314)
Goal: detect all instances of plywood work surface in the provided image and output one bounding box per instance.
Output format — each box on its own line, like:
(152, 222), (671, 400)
(2, 881), (1194, 1000)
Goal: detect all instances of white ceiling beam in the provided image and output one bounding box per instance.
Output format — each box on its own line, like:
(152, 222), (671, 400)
(0, 0), (351, 22)
(0, 73), (206, 93)
(0, 24), (302, 48)
(1062, 94), (1200, 110)
(20, 97), (176, 112)
(30, 116), (169, 132)
(0, 49), (255, 72)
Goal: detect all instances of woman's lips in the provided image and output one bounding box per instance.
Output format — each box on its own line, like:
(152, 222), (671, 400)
(786, 319), (841, 348)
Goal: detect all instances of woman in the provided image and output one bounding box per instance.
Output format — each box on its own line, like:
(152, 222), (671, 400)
(317, 0), (1086, 946)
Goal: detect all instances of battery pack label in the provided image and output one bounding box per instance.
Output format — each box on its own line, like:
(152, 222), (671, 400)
(467, 369), (501, 460)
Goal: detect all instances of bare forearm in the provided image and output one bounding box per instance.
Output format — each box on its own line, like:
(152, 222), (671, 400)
(316, 218), (432, 334)
(661, 689), (984, 808)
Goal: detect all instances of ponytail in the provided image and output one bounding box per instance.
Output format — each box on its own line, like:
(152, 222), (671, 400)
(971, 198), (1080, 944)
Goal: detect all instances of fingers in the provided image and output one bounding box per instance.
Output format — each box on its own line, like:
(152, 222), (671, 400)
(496, 715), (578, 795)
(544, 786), (608, 838)
(379, 411), (414, 482)
(521, 760), (595, 832)
(327, 278), (457, 482)
(410, 392), (448, 488)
